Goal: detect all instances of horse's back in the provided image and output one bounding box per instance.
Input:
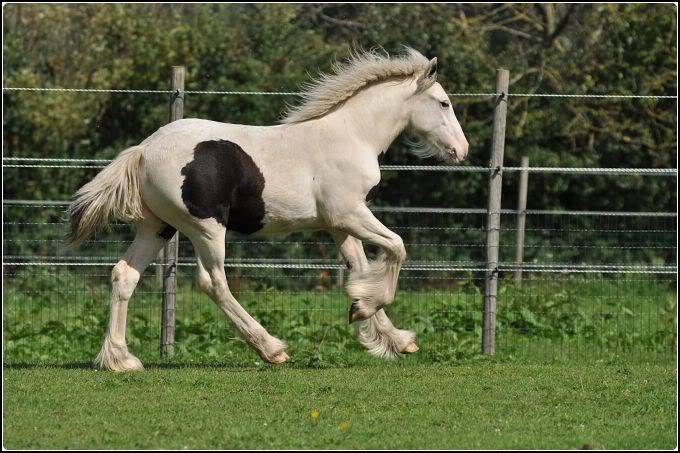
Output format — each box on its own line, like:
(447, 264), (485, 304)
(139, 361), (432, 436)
(138, 118), (319, 236)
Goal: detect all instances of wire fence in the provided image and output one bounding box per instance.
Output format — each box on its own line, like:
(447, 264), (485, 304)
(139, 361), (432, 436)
(3, 196), (676, 364)
(4, 86), (678, 99)
(3, 157), (678, 176)
(2, 82), (678, 365)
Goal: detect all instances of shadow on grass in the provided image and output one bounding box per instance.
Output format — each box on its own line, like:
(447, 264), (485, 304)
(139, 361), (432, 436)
(2, 352), (496, 372)
(2, 357), (372, 371)
(4, 361), (95, 370)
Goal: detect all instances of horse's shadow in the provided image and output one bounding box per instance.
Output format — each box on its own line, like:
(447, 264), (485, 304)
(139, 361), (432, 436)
(2, 360), (364, 371)
(4, 361), (257, 370)
(4, 361), (95, 370)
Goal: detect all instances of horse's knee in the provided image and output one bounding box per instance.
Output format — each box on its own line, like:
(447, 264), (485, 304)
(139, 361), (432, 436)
(111, 261), (140, 301)
(390, 236), (406, 262)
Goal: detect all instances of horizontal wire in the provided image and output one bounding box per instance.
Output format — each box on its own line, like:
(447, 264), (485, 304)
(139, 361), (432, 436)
(502, 167), (676, 175)
(3, 159), (677, 176)
(522, 209), (677, 217)
(4, 164), (106, 169)
(3, 87), (677, 99)
(5, 222), (674, 235)
(4, 157), (112, 163)
(373, 206), (678, 217)
(3, 255), (676, 270)
(3, 200), (70, 207)
(3, 260), (676, 274)
(6, 236), (674, 250)
(3, 87), (177, 94)
(4, 224), (674, 239)
(379, 165), (678, 175)
(509, 93), (677, 99)
(0, 260), (483, 272)
(2, 268), (672, 282)
(2, 199), (676, 217)
(509, 263), (676, 270)
(3, 255), (488, 266)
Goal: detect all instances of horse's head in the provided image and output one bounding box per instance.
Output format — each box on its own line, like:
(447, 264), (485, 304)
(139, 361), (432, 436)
(405, 57), (469, 164)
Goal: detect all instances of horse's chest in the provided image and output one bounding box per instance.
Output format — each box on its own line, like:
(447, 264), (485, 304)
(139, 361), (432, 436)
(180, 140), (266, 234)
(365, 179), (381, 202)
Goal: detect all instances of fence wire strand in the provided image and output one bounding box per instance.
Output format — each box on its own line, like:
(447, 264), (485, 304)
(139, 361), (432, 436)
(3, 158), (676, 175)
(3, 199), (676, 218)
(3, 86), (677, 99)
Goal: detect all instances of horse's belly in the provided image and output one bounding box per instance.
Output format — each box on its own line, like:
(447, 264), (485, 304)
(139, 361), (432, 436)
(253, 220), (321, 237)
(256, 197), (321, 236)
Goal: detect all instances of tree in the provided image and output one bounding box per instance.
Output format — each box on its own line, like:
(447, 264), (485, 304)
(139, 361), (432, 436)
(3, 4), (676, 221)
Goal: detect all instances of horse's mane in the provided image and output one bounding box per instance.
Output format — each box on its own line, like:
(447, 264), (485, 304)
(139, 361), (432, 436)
(281, 47), (433, 124)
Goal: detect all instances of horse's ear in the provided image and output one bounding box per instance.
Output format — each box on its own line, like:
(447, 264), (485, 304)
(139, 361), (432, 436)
(416, 56), (438, 92)
(426, 57), (438, 79)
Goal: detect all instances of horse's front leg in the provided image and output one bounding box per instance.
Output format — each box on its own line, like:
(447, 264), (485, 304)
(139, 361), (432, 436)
(333, 204), (406, 322)
(332, 231), (418, 357)
(189, 228), (288, 365)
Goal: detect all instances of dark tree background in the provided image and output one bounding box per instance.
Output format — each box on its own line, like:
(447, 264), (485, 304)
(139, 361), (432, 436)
(3, 4), (677, 217)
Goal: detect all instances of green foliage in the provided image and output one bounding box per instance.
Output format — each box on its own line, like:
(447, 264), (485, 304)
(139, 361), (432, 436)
(4, 270), (675, 365)
(3, 4), (676, 216)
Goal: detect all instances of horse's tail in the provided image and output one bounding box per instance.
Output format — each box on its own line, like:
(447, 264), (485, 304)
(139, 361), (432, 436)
(67, 145), (145, 245)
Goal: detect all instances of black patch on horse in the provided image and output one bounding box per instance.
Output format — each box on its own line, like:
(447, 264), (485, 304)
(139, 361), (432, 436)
(366, 184), (379, 202)
(158, 224), (177, 240)
(180, 140), (266, 234)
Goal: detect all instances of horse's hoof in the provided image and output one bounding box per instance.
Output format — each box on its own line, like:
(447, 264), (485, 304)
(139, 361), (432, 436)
(267, 351), (289, 365)
(119, 355), (145, 371)
(93, 346), (145, 372)
(95, 356), (144, 372)
(402, 342), (419, 354)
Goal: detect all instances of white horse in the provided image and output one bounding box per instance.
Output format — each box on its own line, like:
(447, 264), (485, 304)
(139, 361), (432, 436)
(68, 48), (469, 371)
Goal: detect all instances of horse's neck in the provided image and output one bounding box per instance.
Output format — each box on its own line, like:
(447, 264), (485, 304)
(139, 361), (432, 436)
(320, 81), (413, 157)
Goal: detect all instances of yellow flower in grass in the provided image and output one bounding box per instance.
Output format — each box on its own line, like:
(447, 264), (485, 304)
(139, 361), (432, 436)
(339, 421), (352, 433)
(310, 409), (319, 426)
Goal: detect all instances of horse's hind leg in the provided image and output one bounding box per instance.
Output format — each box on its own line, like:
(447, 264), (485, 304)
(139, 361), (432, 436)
(94, 218), (166, 371)
(189, 225), (288, 364)
(333, 232), (418, 358)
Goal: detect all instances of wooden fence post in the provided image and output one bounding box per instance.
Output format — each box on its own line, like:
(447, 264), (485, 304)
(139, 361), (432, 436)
(482, 68), (509, 355)
(156, 248), (164, 286)
(335, 253), (345, 288)
(160, 65), (185, 357)
(514, 155), (529, 286)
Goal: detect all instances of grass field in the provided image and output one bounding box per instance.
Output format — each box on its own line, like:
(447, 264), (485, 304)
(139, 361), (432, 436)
(3, 358), (677, 449)
(3, 269), (677, 448)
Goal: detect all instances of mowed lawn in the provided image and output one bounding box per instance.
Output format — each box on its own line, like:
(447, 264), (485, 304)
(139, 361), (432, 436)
(3, 361), (677, 449)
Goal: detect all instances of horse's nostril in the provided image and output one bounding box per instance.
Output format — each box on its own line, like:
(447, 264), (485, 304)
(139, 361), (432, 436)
(450, 148), (459, 162)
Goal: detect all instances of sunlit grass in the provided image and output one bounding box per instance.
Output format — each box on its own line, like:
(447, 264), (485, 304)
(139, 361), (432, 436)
(3, 363), (676, 449)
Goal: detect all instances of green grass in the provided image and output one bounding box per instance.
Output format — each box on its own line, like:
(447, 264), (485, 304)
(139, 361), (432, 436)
(3, 360), (677, 449)
(3, 270), (677, 448)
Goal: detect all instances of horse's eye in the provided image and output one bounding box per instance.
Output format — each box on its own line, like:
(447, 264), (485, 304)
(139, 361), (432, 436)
(440, 101), (450, 109)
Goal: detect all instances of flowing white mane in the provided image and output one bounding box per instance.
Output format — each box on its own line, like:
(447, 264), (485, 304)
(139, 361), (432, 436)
(281, 47), (433, 124)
